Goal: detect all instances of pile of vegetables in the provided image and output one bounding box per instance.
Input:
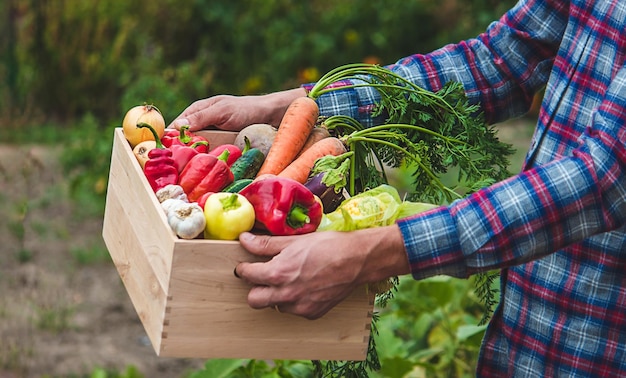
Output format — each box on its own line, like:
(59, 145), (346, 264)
(122, 105), (332, 241)
(120, 63), (514, 377)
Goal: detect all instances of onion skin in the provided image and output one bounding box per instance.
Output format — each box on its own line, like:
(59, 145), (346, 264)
(132, 140), (156, 169)
(304, 172), (345, 213)
(122, 104), (166, 148)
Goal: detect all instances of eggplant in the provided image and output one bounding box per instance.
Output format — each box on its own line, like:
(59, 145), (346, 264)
(304, 151), (353, 213)
(305, 172), (346, 213)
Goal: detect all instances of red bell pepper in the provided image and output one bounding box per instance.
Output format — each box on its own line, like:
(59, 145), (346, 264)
(137, 123), (179, 192)
(170, 141), (209, 174)
(162, 125), (210, 153)
(209, 144), (242, 166)
(178, 149), (234, 202)
(239, 176), (323, 235)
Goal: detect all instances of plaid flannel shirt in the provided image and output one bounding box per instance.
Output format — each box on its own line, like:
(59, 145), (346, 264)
(305, 0), (626, 375)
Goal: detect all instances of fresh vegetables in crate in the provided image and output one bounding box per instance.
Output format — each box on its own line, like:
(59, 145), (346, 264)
(103, 126), (374, 362)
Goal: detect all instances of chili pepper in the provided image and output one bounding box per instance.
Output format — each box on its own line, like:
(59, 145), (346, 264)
(239, 176), (323, 236)
(137, 123), (179, 192)
(161, 128), (182, 148)
(161, 125), (191, 148)
(162, 125), (210, 153)
(179, 149), (234, 202)
(170, 141), (209, 174)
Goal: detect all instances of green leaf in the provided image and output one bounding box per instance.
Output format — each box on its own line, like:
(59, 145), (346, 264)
(377, 356), (416, 378)
(456, 324), (487, 343)
(419, 278), (455, 308)
(374, 314), (410, 359)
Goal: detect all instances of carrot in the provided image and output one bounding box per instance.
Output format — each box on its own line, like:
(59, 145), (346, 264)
(277, 137), (347, 184)
(295, 125), (331, 158)
(255, 96), (319, 177)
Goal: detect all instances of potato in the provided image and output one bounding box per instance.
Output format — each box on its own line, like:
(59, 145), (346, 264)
(234, 123), (278, 156)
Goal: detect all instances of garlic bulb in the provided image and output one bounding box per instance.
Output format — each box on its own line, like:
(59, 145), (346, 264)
(163, 200), (206, 239)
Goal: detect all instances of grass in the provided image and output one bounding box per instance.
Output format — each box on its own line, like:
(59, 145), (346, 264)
(0, 340), (32, 373)
(36, 304), (75, 333)
(70, 244), (111, 266)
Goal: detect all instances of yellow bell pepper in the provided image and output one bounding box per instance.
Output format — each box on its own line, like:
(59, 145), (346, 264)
(203, 193), (255, 240)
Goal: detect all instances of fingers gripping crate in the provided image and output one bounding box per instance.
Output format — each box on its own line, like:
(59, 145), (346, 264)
(102, 128), (375, 360)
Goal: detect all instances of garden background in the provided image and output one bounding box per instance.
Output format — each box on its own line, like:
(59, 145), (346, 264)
(0, 0), (537, 377)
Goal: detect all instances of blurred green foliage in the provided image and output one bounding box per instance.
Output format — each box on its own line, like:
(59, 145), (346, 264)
(372, 275), (494, 377)
(1, 0), (515, 127)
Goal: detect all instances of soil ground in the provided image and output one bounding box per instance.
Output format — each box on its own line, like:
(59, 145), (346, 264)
(0, 118), (534, 378)
(0, 145), (206, 378)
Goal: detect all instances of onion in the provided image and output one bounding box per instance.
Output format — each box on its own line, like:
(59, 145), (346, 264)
(132, 140), (156, 169)
(122, 104), (166, 148)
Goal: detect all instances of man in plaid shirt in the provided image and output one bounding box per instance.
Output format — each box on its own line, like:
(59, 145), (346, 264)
(172, 0), (626, 375)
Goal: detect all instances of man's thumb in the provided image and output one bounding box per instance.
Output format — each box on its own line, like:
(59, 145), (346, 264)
(239, 232), (276, 257)
(239, 232), (301, 257)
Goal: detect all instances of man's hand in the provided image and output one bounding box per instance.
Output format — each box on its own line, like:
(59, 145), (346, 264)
(169, 88), (307, 132)
(235, 225), (410, 319)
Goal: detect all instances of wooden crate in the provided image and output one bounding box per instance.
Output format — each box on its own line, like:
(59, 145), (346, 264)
(102, 128), (374, 360)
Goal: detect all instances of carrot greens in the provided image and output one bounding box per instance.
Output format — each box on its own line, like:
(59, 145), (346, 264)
(311, 63), (514, 204)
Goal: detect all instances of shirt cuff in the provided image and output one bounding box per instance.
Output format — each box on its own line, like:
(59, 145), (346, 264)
(301, 81), (386, 128)
(397, 206), (468, 279)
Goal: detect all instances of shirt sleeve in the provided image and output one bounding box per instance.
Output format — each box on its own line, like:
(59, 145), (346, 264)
(303, 0), (567, 126)
(398, 65), (626, 280)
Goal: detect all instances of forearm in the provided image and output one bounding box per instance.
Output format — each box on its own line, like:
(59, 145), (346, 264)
(351, 225), (411, 285)
(398, 96), (626, 279)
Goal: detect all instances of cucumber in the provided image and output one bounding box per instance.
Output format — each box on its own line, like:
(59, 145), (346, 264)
(224, 179), (254, 193)
(230, 140), (266, 181)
